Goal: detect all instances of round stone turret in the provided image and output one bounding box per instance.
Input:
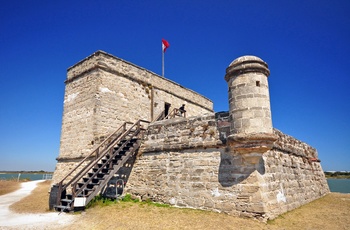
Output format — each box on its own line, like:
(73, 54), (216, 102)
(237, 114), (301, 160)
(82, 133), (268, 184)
(225, 55), (277, 153)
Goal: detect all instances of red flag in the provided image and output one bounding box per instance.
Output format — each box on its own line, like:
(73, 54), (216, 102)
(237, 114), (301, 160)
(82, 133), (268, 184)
(162, 39), (170, 53)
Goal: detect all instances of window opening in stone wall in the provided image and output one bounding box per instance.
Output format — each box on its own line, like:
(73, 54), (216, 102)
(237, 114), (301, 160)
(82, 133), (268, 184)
(256, 81), (260, 87)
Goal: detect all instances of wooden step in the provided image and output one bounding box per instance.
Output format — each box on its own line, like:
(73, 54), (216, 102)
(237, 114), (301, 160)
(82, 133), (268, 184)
(83, 177), (102, 183)
(54, 205), (71, 211)
(77, 182), (98, 189)
(93, 167), (109, 173)
(88, 172), (107, 178)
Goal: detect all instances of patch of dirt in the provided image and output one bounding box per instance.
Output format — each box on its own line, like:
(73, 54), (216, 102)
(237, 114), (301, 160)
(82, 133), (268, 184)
(0, 180), (75, 229)
(69, 203), (270, 230)
(9, 180), (51, 213)
(268, 192), (350, 230)
(65, 193), (350, 230)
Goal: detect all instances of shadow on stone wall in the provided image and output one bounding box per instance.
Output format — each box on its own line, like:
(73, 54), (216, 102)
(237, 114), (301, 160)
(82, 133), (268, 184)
(216, 111), (230, 145)
(218, 151), (265, 187)
(102, 154), (137, 198)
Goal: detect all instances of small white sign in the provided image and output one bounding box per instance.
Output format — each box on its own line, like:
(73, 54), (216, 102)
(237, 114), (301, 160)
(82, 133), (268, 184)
(74, 197), (86, 207)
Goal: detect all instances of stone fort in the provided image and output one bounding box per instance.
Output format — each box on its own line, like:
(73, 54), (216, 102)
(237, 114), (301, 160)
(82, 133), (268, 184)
(50, 50), (329, 221)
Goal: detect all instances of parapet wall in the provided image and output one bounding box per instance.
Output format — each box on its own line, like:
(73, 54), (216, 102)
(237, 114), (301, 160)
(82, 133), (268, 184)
(273, 129), (318, 159)
(139, 113), (221, 153)
(67, 51), (213, 111)
(125, 114), (329, 220)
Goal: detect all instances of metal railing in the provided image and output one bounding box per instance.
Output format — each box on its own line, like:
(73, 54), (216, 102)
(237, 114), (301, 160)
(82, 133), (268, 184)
(42, 174), (53, 180)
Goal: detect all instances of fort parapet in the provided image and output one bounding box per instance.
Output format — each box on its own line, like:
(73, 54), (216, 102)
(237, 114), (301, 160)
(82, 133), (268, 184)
(52, 51), (329, 221)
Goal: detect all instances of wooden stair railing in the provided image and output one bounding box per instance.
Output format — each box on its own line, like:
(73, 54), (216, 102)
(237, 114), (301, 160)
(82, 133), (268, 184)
(152, 109), (186, 123)
(55, 122), (131, 201)
(164, 108), (186, 119)
(153, 110), (165, 122)
(50, 120), (149, 211)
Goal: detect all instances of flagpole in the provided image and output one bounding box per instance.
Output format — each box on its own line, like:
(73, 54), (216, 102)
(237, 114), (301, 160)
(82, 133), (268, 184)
(162, 50), (165, 77)
(161, 39), (169, 77)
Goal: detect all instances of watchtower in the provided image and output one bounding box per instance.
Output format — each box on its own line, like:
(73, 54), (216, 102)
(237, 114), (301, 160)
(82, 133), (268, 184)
(225, 55), (277, 153)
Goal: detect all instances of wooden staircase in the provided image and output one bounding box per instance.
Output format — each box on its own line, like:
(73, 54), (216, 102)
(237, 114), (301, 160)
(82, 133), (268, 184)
(49, 120), (149, 212)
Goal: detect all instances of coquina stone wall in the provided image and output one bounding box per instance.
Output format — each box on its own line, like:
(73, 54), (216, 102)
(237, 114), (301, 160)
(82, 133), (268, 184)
(58, 68), (100, 161)
(66, 50), (212, 113)
(125, 114), (329, 220)
(262, 129), (329, 218)
(53, 51), (213, 184)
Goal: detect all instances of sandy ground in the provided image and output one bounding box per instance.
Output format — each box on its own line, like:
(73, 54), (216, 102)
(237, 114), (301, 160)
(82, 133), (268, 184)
(0, 180), (75, 230)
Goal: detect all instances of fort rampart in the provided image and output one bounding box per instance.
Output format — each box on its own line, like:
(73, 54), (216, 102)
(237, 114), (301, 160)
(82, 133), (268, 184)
(125, 114), (329, 220)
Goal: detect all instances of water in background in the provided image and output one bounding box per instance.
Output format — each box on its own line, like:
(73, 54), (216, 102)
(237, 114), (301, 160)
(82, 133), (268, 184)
(327, 179), (350, 193)
(0, 173), (53, 181)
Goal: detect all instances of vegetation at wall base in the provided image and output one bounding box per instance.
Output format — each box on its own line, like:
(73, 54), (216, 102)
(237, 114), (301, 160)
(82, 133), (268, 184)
(86, 193), (171, 209)
(121, 194), (139, 203)
(85, 195), (118, 208)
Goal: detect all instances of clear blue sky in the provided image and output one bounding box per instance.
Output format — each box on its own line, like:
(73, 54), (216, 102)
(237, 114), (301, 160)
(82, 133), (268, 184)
(0, 0), (349, 172)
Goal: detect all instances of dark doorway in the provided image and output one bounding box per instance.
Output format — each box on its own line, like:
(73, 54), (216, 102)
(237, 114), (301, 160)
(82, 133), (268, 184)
(164, 103), (171, 118)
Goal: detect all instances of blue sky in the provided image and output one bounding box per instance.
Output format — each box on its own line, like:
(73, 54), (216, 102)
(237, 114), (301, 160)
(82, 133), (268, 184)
(0, 0), (349, 172)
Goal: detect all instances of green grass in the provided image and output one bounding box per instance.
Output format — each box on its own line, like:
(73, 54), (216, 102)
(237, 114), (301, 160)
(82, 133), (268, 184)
(85, 195), (118, 208)
(121, 193), (139, 203)
(86, 193), (171, 209)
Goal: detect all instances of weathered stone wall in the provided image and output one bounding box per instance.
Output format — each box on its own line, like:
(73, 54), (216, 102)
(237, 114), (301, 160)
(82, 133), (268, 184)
(125, 115), (329, 220)
(67, 50), (213, 115)
(97, 70), (151, 128)
(53, 50), (213, 184)
(58, 69), (100, 161)
(139, 114), (220, 153)
(261, 129), (329, 219)
(151, 87), (211, 120)
(273, 129), (318, 159)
